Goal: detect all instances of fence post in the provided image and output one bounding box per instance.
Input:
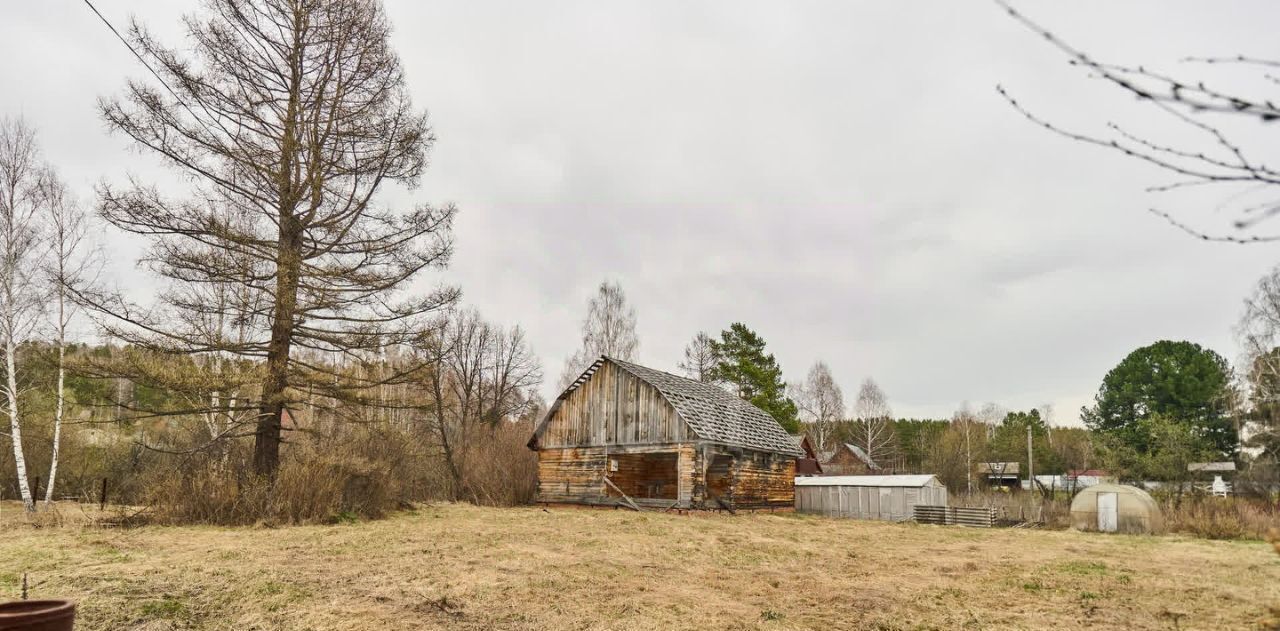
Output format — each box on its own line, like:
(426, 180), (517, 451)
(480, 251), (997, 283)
(99, 477), (108, 511)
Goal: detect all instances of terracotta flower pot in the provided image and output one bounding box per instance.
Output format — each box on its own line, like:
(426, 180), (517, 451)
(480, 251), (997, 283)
(0, 600), (76, 631)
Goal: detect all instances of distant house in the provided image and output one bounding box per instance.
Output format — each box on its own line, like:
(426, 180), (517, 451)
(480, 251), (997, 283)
(527, 356), (804, 510)
(790, 435), (823, 476)
(820, 443), (880, 475)
(977, 462), (1020, 489)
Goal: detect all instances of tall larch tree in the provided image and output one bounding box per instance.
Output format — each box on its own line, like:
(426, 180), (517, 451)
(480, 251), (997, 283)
(90, 0), (458, 477)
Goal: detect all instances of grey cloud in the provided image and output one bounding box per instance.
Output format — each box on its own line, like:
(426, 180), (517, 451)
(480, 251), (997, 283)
(3, 0), (1278, 426)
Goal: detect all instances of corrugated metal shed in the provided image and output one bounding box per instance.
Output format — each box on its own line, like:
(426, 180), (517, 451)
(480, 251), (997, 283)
(795, 474), (947, 521)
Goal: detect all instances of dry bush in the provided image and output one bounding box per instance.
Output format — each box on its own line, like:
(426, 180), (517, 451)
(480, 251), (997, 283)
(142, 425), (416, 525)
(452, 419), (538, 506)
(135, 417), (537, 525)
(953, 490), (1072, 528)
(1264, 529), (1280, 630)
(1158, 494), (1278, 540)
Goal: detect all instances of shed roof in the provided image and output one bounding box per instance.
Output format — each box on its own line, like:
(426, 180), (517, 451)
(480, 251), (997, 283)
(536, 356), (803, 457)
(795, 474), (941, 488)
(1188, 462), (1236, 472)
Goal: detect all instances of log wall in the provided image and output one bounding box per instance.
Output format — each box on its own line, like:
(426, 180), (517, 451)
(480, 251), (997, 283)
(727, 449), (797, 509)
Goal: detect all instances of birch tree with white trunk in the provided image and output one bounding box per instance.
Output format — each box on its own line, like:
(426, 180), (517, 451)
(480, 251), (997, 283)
(558, 281), (639, 389)
(0, 117), (47, 513)
(853, 378), (898, 468)
(40, 174), (94, 505)
(792, 361), (844, 452)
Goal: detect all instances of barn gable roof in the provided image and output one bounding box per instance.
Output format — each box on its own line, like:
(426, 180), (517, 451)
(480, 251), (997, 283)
(532, 356), (803, 457)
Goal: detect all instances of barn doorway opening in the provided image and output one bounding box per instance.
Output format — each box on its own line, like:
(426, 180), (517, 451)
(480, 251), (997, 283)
(606, 452), (678, 500)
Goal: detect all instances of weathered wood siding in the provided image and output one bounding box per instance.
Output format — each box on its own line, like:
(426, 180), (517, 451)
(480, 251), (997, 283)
(538, 361), (691, 448)
(536, 447), (606, 503)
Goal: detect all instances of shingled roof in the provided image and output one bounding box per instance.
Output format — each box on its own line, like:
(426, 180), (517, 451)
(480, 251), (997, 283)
(540, 356), (803, 457)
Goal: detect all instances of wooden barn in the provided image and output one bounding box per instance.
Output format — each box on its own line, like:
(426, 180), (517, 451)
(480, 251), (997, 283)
(527, 356), (804, 510)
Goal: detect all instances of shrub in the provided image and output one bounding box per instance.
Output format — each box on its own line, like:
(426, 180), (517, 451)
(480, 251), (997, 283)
(1158, 495), (1277, 540)
(135, 416), (538, 525)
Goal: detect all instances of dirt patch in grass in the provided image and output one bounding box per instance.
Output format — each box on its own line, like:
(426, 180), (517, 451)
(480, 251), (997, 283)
(0, 502), (1277, 630)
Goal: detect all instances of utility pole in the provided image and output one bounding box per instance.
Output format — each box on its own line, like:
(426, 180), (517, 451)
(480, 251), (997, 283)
(1026, 423), (1034, 495)
(965, 419), (973, 495)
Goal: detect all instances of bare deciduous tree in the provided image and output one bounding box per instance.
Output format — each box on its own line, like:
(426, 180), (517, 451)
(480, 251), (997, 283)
(0, 117), (46, 512)
(1241, 266), (1280, 386)
(952, 403), (979, 495)
(419, 308), (542, 501)
(88, 0), (458, 476)
(558, 280), (639, 389)
(998, 0), (1280, 242)
(852, 378), (897, 468)
(40, 173), (96, 506)
(677, 331), (717, 383)
(792, 361), (844, 452)
(1239, 266), (1280, 477)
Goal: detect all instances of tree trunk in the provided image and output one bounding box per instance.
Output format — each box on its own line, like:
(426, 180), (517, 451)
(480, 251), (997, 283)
(254, 27), (303, 479)
(6, 332), (33, 512)
(430, 363), (464, 500)
(255, 223), (302, 478)
(44, 308), (65, 506)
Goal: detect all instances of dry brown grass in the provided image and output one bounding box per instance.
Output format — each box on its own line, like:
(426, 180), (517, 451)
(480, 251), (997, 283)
(1, 501), (1277, 630)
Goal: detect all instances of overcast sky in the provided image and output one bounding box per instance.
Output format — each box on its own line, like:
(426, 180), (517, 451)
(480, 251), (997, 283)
(3, 1), (1279, 425)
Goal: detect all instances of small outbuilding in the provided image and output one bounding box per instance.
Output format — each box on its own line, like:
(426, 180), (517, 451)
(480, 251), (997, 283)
(795, 474), (947, 521)
(1069, 483), (1162, 534)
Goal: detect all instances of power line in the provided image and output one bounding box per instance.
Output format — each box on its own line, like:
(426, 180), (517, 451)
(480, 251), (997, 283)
(81, 0), (188, 107)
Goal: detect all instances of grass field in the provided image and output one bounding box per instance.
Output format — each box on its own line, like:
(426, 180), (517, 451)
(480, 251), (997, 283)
(1, 502), (1277, 630)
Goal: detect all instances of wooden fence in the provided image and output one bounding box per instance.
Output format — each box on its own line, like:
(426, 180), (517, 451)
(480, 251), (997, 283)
(913, 505), (998, 528)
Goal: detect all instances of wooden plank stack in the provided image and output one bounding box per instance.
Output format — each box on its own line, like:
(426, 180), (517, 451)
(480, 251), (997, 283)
(914, 505), (998, 528)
